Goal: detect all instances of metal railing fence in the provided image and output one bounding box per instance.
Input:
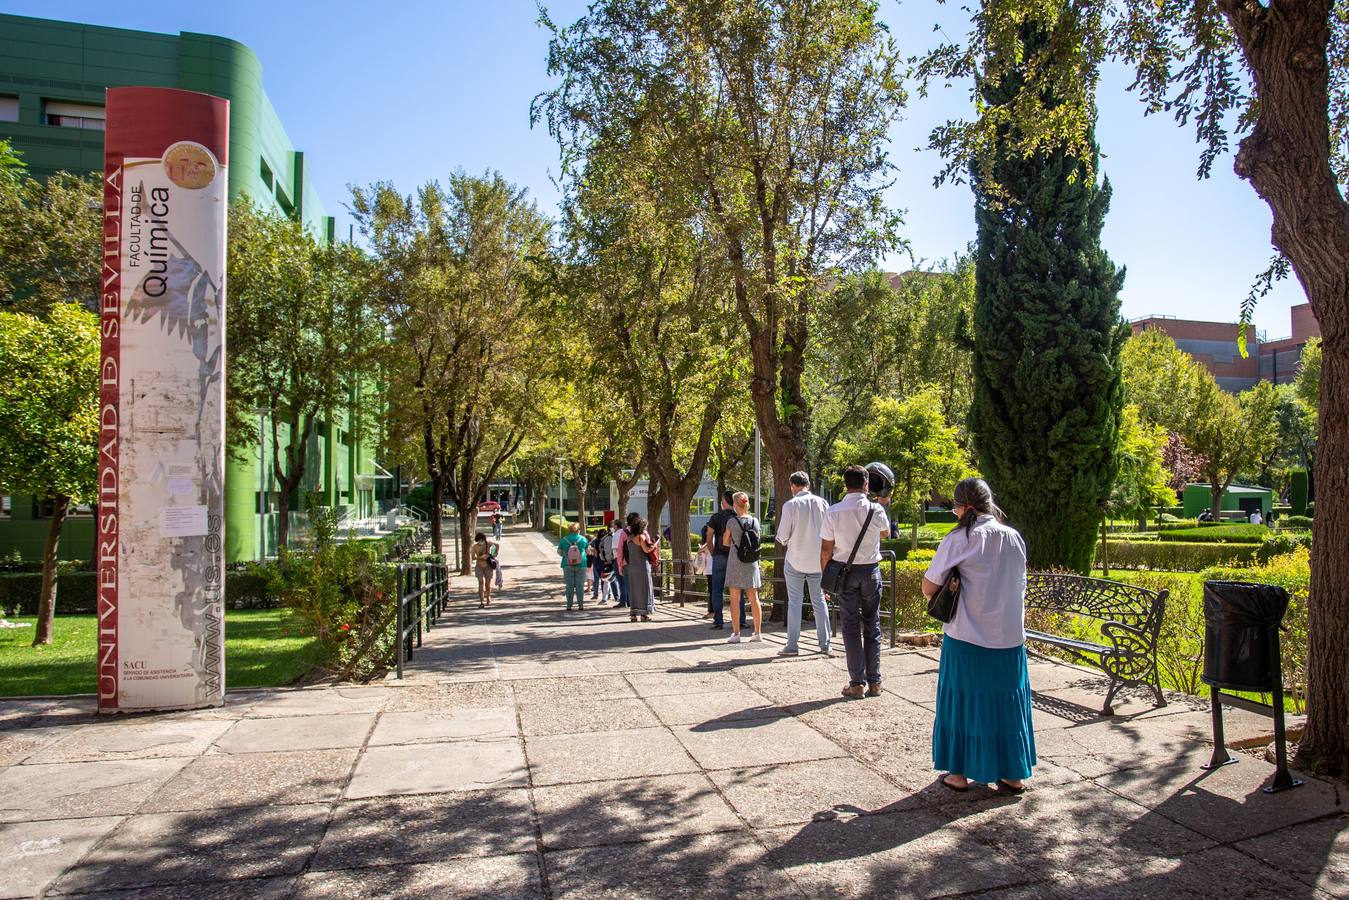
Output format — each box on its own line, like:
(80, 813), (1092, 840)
(394, 561), (449, 678)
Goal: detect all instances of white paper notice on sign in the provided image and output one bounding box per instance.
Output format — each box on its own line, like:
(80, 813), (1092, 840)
(167, 477), (196, 496)
(159, 505), (209, 538)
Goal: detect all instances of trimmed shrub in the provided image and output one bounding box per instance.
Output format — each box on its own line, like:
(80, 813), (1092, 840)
(1, 569), (282, 616)
(1255, 531), (1313, 565)
(1157, 524), (1268, 544)
(1278, 515), (1313, 532)
(1096, 541), (1257, 572)
(1289, 469), (1309, 516)
(1159, 513), (1183, 524)
(1305, 502), (1314, 518)
(889, 560), (933, 631)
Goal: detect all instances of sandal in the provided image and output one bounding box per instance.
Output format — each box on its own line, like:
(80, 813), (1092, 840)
(940, 774), (970, 793)
(997, 779), (1026, 795)
(641, 615), (650, 622)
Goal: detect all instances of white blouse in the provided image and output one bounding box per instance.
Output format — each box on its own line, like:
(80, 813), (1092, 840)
(924, 515), (1028, 649)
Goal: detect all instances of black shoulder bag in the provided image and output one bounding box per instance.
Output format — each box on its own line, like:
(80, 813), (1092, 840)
(821, 505), (875, 596)
(927, 568), (961, 623)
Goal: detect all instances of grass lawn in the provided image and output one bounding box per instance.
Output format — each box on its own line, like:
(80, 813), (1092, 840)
(0, 609), (323, 697)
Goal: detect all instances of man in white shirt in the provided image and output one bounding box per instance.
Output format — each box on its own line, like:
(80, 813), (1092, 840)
(776, 471), (831, 656)
(820, 464), (891, 700)
(1250, 509), (1263, 525)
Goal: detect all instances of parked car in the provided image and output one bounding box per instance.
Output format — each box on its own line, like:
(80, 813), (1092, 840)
(478, 500), (501, 512)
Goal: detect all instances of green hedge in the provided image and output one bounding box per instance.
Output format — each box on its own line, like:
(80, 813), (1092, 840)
(1157, 524), (1269, 543)
(1095, 540), (1257, 572)
(1256, 531), (1313, 565)
(1276, 515), (1314, 532)
(0, 570), (281, 617)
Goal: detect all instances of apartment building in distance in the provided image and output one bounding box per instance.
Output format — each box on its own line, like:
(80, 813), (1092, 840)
(1130, 303), (1321, 393)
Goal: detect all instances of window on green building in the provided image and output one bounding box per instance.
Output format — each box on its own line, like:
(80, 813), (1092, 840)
(44, 100), (105, 130)
(0, 96), (17, 123)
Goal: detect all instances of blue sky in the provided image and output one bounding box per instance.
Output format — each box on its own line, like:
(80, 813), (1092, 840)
(4, 0), (1312, 338)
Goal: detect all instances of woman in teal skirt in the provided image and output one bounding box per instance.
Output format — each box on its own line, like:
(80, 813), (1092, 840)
(922, 477), (1035, 793)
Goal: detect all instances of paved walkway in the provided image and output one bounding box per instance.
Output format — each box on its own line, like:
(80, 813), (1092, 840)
(1, 527), (1344, 898)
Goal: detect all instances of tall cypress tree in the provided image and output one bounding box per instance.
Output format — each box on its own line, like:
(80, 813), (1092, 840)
(969, 18), (1127, 573)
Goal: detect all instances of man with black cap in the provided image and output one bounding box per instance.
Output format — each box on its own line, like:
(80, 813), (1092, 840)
(820, 463), (892, 699)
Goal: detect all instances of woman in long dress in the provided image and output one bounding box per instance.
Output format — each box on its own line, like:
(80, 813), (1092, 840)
(722, 492), (762, 643)
(922, 477), (1035, 793)
(619, 516), (658, 623)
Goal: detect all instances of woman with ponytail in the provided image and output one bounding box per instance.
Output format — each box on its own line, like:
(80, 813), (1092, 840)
(922, 477), (1036, 793)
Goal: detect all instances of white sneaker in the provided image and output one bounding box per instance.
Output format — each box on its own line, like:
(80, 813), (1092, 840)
(726, 634), (741, 644)
(749, 633), (762, 642)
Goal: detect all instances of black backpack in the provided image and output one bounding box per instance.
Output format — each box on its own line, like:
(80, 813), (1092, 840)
(735, 516), (761, 563)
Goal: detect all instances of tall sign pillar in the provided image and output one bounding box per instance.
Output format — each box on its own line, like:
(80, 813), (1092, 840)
(99, 88), (229, 712)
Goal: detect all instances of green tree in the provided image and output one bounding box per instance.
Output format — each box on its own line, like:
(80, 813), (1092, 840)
(1099, 406), (1174, 573)
(967, 14), (1127, 574)
(836, 388), (972, 550)
(0, 147), (100, 316)
(1295, 337), (1321, 415)
(227, 199), (377, 551)
(1121, 327), (1203, 434)
(352, 173), (555, 570)
(917, 0), (1349, 776)
(1184, 377), (1281, 522)
(0, 304), (98, 645)
(537, 0), (906, 511)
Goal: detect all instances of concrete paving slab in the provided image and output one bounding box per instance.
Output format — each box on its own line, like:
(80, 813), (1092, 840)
(941, 780), (1215, 883)
(625, 669), (751, 697)
(0, 725), (75, 767)
(671, 716), (848, 770)
(139, 749), (356, 812)
(791, 693), (935, 763)
(1096, 744), (1343, 843)
(1235, 812), (1348, 896)
(368, 708), (516, 745)
(509, 675), (635, 702)
(0, 758), (187, 823)
(39, 718), (233, 763)
(312, 789), (534, 868)
(346, 740), (527, 798)
(382, 682), (515, 712)
(50, 804), (329, 893)
(710, 757), (920, 828)
(45, 875), (298, 898)
(242, 687), (391, 718)
(525, 727), (698, 786)
(212, 713), (375, 754)
(1051, 844), (1316, 898)
(296, 855), (544, 900)
(0, 816), (122, 900)
(517, 698), (659, 736)
(533, 773), (741, 849)
(643, 689), (788, 727)
(759, 808), (1041, 898)
(545, 828), (794, 898)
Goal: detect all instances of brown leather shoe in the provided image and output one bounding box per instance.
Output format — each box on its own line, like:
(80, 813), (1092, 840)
(866, 682), (882, 697)
(841, 685), (865, 700)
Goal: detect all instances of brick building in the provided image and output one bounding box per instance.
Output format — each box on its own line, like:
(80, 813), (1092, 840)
(1130, 303), (1320, 392)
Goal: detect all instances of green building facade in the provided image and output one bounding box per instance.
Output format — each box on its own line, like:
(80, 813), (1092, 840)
(0, 13), (383, 563)
(1181, 483), (1272, 520)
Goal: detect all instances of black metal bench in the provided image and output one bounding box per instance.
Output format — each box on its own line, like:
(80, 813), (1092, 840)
(1024, 573), (1168, 716)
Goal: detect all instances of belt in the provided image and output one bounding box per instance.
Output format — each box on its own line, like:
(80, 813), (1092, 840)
(844, 561), (880, 571)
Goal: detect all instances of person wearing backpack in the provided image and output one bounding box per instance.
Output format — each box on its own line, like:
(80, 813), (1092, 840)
(721, 491), (763, 643)
(557, 522), (590, 612)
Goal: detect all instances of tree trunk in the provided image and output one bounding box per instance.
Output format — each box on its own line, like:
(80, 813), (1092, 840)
(458, 506), (476, 577)
(647, 482), (666, 541)
(1099, 519), (1109, 577)
(32, 495), (68, 646)
(573, 472), (589, 533)
(274, 484), (293, 551)
(429, 478), (446, 555)
(1216, 0), (1349, 774)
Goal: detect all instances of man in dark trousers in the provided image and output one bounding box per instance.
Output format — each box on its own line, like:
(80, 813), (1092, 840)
(820, 465), (891, 699)
(702, 491), (741, 630)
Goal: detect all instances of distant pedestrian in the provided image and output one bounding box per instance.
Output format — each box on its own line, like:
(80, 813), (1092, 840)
(614, 513), (640, 609)
(1249, 509), (1263, 526)
(820, 464), (890, 698)
(557, 523), (590, 612)
(923, 477), (1035, 794)
(723, 492), (763, 643)
(472, 532), (499, 608)
(588, 527), (609, 603)
(702, 491), (738, 631)
(619, 515), (658, 622)
(776, 471), (831, 657)
(492, 511), (504, 540)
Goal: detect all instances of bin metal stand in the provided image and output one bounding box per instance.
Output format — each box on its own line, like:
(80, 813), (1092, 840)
(1201, 623), (1303, 793)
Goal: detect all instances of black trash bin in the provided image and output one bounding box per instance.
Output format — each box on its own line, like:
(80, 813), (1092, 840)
(1202, 581), (1290, 691)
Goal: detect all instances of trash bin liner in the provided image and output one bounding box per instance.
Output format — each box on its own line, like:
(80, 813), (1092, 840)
(1202, 581), (1290, 692)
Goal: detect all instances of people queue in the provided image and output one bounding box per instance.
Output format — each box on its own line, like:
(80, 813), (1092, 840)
(541, 468), (1035, 794)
